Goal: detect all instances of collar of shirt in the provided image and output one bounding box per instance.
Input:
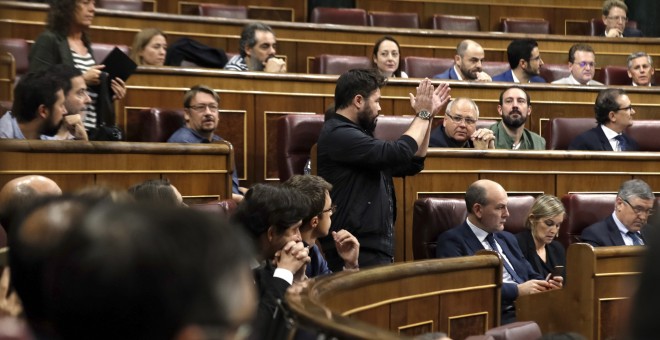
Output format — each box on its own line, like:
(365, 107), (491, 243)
(453, 65), (464, 81)
(511, 70), (522, 83)
(600, 124), (623, 151)
(466, 218), (489, 243)
(612, 211), (640, 246)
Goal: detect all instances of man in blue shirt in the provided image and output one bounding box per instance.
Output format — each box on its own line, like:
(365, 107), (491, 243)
(167, 85), (245, 200)
(492, 39), (546, 84)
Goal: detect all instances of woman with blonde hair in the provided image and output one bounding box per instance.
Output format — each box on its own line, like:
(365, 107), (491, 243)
(515, 195), (567, 278)
(130, 28), (167, 66)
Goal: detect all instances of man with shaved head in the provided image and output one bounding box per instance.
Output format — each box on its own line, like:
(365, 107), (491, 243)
(434, 40), (492, 82)
(436, 179), (563, 324)
(0, 175), (61, 232)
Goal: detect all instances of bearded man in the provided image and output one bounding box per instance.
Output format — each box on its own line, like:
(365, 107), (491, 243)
(488, 86), (546, 150)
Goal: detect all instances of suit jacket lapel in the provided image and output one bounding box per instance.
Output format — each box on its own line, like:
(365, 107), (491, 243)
(461, 222), (485, 254)
(595, 126), (614, 151)
(606, 215), (626, 246)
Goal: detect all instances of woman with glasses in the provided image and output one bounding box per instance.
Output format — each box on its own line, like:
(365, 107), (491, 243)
(516, 195), (567, 279)
(29, 0), (127, 138)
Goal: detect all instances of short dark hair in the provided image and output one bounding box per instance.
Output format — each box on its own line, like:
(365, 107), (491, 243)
(11, 72), (63, 123)
(498, 86), (531, 106)
(239, 22), (274, 58)
(568, 44), (595, 64)
(334, 68), (386, 111)
(506, 39), (539, 69)
(47, 0), (91, 46)
(183, 85), (220, 108)
(128, 179), (179, 206)
(465, 182), (488, 214)
(284, 175), (333, 227)
(232, 183), (310, 241)
(47, 64), (83, 95)
(594, 88), (625, 124)
(372, 36), (403, 77)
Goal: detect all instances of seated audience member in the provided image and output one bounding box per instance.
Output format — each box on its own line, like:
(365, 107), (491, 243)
(47, 64), (90, 140)
(0, 72), (68, 140)
(489, 86), (546, 150)
(284, 175), (360, 277)
(552, 44), (604, 85)
(492, 39), (546, 83)
(128, 179), (183, 206)
(224, 22), (286, 72)
(167, 85), (245, 201)
(232, 183), (311, 340)
(429, 97), (495, 149)
(0, 175), (61, 232)
(516, 195), (567, 279)
(602, 0), (643, 37)
(433, 39), (492, 81)
(436, 179), (562, 324)
(581, 179), (654, 247)
(130, 28), (167, 66)
(74, 185), (133, 204)
(44, 203), (256, 340)
(372, 36), (408, 78)
(568, 88), (638, 151)
(627, 52), (655, 86)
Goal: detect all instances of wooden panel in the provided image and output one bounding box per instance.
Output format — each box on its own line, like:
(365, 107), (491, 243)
(351, 305), (391, 330)
(0, 53), (13, 102)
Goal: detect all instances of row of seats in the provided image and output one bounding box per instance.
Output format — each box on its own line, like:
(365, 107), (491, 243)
(412, 193), (659, 260)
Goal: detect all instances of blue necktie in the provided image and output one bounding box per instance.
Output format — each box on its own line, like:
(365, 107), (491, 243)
(627, 231), (643, 245)
(614, 134), (628, 151)
(486, 233), (524, 284)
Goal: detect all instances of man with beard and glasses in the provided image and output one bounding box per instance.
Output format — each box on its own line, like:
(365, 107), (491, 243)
(317, 68), (451, 270)
(488, 86), (546, 150)
(224, 22), (286, 73)
(434, 40), (492, 82)
(492, 39), (546, 84)
(0, 71), (72, 140)
(167, 85), (246, 201)
(47, 64), (91, 140)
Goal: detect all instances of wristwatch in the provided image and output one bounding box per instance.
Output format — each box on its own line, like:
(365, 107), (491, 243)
(417, 110), (432, 120)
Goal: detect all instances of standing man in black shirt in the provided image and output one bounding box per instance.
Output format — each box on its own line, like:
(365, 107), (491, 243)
(317, 69), (450, 270)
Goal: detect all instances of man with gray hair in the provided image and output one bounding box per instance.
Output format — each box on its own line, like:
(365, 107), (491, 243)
(224, 22), (286, 73)
(429, 97), (495, 149)
(581, 179), (654, 246)
(627, 52), (655, 86)
(433, 40), (492, 82)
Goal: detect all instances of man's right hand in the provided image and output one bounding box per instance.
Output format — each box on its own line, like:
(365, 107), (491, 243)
(476, 72), (492, 82)
(274, 241), (310, 275)
(605, 28), (623, 38)
(471, 128), (495, 149)
(263, 57), (287, 73)
(517, 279), (553, 296)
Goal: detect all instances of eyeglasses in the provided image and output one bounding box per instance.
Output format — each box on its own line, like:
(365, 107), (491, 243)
(617, 106), (634, 113)
(320, 204), (337, 215)
(187, 104), (219, 112)
(622, 198), (654, 216)
(606, 16), (628, 22)
(575, 61), (595, 68)
(445, 112), (477, 125)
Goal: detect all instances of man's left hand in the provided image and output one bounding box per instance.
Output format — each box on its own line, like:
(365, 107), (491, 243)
(333, 230), (359, 270)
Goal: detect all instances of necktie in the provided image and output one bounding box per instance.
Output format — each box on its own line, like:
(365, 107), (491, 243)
(614, 134), (628, 151)
(627, 231), (643, 245)
(485, 233), (524, 284)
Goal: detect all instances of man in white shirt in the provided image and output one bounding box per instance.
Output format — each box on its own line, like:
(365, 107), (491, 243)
(627, 52), (655, 86)
(551, 44), (604, 86)
(433, 40), (492, 82)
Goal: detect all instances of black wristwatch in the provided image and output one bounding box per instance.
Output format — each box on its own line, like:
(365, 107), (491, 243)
(417, 110), (432, 120)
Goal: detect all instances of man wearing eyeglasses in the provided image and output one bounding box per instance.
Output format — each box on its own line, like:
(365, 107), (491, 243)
(602, 0), (643, 38)
(492, 39), (546, 84)
(489, 87), (546, 150)
(168, 85), (245, 201)
(568, 88), (639, 151)
(581, 179), (654, 247)
(429, 97), (495, 149)
(552, 44), (604, 86)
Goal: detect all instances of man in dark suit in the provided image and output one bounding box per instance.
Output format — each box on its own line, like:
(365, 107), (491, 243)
(492, 39), (547, 84)
(433, 40), (492, 82)
(568, 88), (639, 151)
(581, 179), (654, 247)
(436, 179), (563, 324)
(627, 52), (655, 86)
(602, 0), (644, 38)
(429, 97), (494, 149)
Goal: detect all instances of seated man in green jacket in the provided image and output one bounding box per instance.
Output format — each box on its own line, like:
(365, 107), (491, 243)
(489, 86), (546, 150)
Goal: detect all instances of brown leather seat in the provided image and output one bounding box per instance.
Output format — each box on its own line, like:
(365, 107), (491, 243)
(198, 3), (247, 19)
(626, 120), (660, 151)
(540, 63), (570, 83)
(589, 18), (638, 36)
(0, 38), (30, 78)
(189, 199), (237, 217)
(412, 195), (535, 260)
(98, 0), (142, 11)
(501, 18), (550, 34)
(541, 118), (597, 150)
(127, 108), (185, 142)
(602, 65), (630, 85)
(561, 194), (615, 248)
(485, 321), (542, 340)
(482, 61), (510, 78)
(311, 54), (371, 75)
(91, 43), (129, 63)
(310, 7), (367, 26)
(403, 56), (453, 78)
(368, 11), (419, 28)
(431, 14), (480, 31)
(277, 114), (324, 181)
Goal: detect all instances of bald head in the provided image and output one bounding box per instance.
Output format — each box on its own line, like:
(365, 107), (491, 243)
(465, 180), (509, 233)
(455, 40), (486, 80)
(0, 176), (61, 230)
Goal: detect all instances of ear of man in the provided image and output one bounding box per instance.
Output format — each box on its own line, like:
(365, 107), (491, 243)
(37, 104), (49, 120)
